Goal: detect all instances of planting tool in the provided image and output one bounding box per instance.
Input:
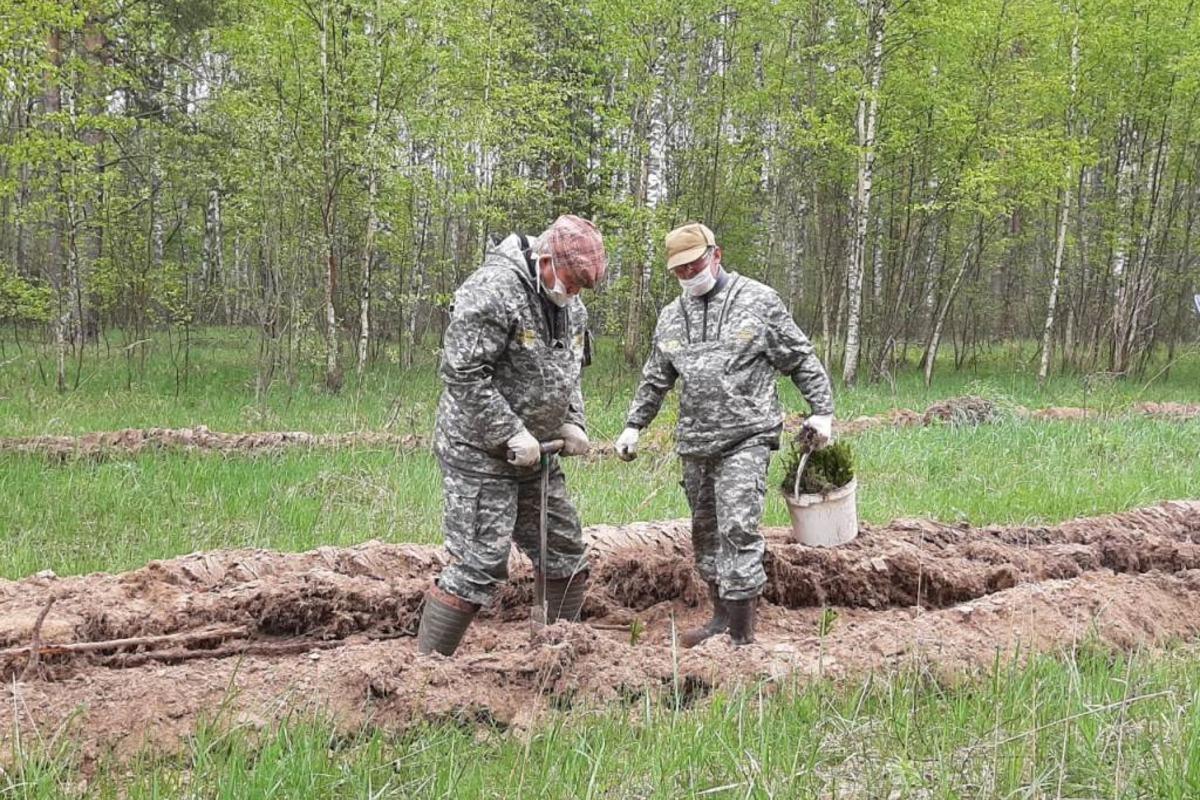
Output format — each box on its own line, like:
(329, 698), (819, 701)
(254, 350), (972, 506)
(510, 439), (565, 625)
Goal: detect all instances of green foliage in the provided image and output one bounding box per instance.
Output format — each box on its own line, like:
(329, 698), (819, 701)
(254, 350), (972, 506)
(0, 0), (1196, 388)
(781, 440), (856, 497)
(0, 263), (52, 323)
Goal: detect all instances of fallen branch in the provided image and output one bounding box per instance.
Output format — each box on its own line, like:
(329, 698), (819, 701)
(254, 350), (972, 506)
(0, 625), (249, 660)
(19, 597), (56, 681)
(100, 637), (343, 668)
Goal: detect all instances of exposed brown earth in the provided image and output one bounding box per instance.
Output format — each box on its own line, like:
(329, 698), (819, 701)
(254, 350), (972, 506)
(4, 502), (1200, 768)
(0, 426), (426, 461)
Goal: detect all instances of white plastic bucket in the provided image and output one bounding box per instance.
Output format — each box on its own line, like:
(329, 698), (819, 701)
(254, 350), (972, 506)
(782, 478), (859, 547)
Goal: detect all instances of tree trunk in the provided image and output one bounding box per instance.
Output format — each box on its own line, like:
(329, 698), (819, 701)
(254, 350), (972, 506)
(923, 227), (977, 387)
(624, 43), (666, 367)
(1038, 187), (1071, 384)
(1038, 16), (1078, 384)
(357, 5), (382, 377)
(1110, 116), (1138, 373)
(842, 0), (885, 385)
(319, 2), (341, 392)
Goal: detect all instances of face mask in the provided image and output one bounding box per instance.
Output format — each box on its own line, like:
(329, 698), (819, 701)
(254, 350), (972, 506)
(538, 255), (572, 307)
(679, 267), (716, 297)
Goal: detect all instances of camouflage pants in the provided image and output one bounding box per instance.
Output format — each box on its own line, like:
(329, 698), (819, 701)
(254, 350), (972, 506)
(681, 444), (771, 601)
(436, 460), (586, 606)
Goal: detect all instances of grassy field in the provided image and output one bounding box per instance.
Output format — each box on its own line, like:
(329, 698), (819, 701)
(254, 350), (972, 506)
(2, 329), (1198, 578)
(3, 328), (1198, 437)
(2, 328), (1200, 797)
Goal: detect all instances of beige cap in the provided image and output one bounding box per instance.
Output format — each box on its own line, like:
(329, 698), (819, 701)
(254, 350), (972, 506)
(665, 222), (716, 270)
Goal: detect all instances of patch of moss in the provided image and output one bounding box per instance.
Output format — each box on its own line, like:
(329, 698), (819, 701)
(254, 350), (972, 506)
(781, 440), (855, 497)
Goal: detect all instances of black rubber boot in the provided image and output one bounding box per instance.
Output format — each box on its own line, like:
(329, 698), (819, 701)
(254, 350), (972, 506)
(417, 585), (479, 656)
(680, 582), (729, 648)
(726, 597), (756, 646)
(540, 570), (589, 623)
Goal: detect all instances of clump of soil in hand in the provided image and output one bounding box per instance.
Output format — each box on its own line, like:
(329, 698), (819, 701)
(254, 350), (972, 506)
(781, 440), (855, 497)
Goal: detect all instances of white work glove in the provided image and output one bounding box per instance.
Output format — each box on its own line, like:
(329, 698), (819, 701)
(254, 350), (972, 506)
(615, 427), (640, 462)
(559, 423), (590, 456)
(505, 429), (540, 467)
(801, 414), (834, 450)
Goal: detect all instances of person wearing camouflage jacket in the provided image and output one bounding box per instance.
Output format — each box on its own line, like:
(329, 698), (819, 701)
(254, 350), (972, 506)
(418, 214), (607, 657)
(615, 222), (834, 647)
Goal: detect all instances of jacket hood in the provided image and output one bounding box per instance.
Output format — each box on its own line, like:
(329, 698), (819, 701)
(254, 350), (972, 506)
(485, 233), (539, 291)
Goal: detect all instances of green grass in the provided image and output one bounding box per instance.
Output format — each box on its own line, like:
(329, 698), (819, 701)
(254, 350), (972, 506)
(8, 642), (1200, 798)
(3, 327), (1199, 437)
(2, 328), (1198, 578)
(3, 415), (1198, 578)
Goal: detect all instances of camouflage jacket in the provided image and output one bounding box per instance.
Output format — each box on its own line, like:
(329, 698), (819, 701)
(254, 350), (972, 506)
(625, 271), (833, 457)
(434, 234), (590, 478)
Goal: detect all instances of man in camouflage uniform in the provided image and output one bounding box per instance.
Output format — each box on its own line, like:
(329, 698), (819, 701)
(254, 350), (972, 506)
(615, 222), (833, 646)
(418, 214), (607, 656)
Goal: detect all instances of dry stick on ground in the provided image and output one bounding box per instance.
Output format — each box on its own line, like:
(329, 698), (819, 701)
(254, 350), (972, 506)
(18, 597), (56, 681)
(0, 625), (249, 660)
(100, 637), (343, 668)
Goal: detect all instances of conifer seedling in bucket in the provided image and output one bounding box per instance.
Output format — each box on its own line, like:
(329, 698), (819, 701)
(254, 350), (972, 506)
(780, 434), (858, 546)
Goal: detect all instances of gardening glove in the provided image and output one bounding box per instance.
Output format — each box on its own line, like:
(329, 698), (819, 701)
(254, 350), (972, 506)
(615, 427), (640, 462)
(801, 414), (834, 450)
(505, 429), (541, 468)
(559, 423), (590, 457)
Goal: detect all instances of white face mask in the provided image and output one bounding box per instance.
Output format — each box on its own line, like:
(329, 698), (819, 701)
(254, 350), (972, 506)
(679, 267), (716, 297)
(538, 255), (572, 307)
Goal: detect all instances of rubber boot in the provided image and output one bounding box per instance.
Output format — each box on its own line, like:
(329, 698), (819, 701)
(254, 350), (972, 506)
(540, 571), (589, 623)
(726, 597), (756, 646)
(680, 582), (729, 648)
(417, 585), (479, 656)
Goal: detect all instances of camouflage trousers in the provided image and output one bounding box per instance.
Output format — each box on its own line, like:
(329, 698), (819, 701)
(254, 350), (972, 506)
(680, 444), (771, 601)
(435, 460), (587, 606)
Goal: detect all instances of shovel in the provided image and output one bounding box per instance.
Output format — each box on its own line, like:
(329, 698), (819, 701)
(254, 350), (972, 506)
(508, 439), (565, 625)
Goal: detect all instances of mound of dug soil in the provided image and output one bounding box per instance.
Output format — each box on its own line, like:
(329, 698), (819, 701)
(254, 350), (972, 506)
(922, 395), (1001, 426)
(3, 502), (1200, 767)
(0, 426), (426, 461)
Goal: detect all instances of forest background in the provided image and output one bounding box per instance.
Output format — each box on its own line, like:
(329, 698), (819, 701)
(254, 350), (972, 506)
(4, 0), (1199, 397)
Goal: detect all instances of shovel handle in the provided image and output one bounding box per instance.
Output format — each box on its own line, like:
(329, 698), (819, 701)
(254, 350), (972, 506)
(507, 439), (564, 463)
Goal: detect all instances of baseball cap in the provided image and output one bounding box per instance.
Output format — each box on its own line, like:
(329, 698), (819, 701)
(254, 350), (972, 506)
(665, 222), (716, 270)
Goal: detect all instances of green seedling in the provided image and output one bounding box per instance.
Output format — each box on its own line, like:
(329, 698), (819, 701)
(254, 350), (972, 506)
(629, 617), (646, 646)
(817, 607), (839, 637)
(781, 439), (856, 496)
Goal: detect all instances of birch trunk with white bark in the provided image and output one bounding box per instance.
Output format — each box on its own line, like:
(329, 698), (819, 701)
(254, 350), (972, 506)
(842, 1), (885, 385)
(1037, 16), (1078, 384)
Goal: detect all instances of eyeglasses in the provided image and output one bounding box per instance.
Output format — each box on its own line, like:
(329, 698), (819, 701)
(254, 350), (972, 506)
(670, 247), (713, 280)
